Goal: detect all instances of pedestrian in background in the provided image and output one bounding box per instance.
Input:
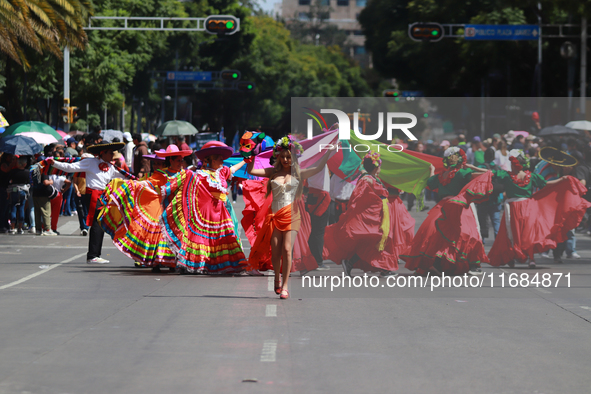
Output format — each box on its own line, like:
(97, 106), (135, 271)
(132, 134), (150, 178)
(7, 156), (30, 234)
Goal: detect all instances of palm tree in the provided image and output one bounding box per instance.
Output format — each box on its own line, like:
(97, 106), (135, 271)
(0, 0), (93, 68)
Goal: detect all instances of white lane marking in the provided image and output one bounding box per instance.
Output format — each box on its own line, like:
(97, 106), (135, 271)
(0, 245), (117, 249)
(56, 221), (81, 235)
(0, 252), (86, 290)
(580, 306), (591, 311)
(535, 288), (552, 294)
(267, 276), (274, 291)
(266, 304), (277, 317)
(260, 340), (278, 362)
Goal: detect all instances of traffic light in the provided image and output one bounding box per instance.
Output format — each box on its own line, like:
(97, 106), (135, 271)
(237, 81), (255, 91)
(221, 70), (241, 81)
(205, 15), (239, 35)
(69, 106), (80, 123)
(383, 90), (400, 98)
(408, 23), (444, 42)
(61, 104), (69, 123)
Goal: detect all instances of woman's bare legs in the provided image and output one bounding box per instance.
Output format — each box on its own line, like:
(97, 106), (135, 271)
(271, 228), (283, 289)
(271, 228), (298, 296)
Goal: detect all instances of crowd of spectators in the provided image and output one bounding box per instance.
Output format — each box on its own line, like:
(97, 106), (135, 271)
(0, 127), (194, 236)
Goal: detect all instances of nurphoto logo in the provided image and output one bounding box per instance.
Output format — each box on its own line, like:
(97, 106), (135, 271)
(304, 107), (418, 153)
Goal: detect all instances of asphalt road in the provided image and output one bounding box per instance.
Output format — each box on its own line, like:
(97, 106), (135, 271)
(1, 200), (590, 394)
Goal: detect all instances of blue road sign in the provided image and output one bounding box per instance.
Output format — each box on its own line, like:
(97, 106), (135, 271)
(402, 90), (424, 97)
(167, 71), (212, 81)
(464, 25), (540, 41)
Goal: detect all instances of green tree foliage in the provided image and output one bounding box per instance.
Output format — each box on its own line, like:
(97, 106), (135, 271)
(359, 0), (587, 96)
(0, 1), (369, 133)
(0, 0), (93, 67)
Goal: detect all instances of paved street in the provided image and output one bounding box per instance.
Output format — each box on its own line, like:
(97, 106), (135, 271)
(1, 201), (591, 393)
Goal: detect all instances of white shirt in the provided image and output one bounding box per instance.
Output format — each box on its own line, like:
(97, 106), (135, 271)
(124, 142), (135, 167)
(49, 175), (67, 191)
(51, 158), (126, 191)
(495, 150), (512, 171)
(330, 174), (355, 201)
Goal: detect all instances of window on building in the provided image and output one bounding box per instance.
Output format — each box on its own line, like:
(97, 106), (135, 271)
(318, 11), (330, 20)
(354, 30), (364, 35)
(298, 12), (310, 20)
(320, 0), (330, 5)
(299, 0), (311, 5)
(356, 0), (366, 6)
(337, 0), (349, 6)
(354, 46), (366, 55)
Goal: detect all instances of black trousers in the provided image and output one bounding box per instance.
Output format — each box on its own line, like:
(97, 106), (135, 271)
(84, 194), (104, 260)
(307, 208), (330, 265)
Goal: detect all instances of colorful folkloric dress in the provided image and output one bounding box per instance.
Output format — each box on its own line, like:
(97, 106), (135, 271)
(401, 168), (493, 275)
(244, 178), (318, 272)
(98, 168), (181, 267)
(160, 166), (247, 274)
(488, 173), (591, 266)
(323, 175), (412, 272)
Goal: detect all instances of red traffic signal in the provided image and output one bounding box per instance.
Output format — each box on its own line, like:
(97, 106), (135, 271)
(221, 70), (241, 81)
(70, 106), (80, 123)
(205, 15), (239, 35)
(237, 81), (255, 91)
(408, 23), (444, 42)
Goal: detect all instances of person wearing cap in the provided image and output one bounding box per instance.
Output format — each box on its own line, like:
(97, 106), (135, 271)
(46, 142), (129, 263)
(98, 145), (192, 271)
(488, 148), (589, 268)
(122, 132), (135, 168)
(65, 138), (79, 157)
(159, 141), (247, 275)
(401, 146), (492, 276)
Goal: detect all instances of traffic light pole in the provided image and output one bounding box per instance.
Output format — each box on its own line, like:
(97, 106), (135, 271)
(582, 17), (587, 117)
(62, 15), (240, 129)
(411, 22), (590, 116)
(63, 46), (70, 133)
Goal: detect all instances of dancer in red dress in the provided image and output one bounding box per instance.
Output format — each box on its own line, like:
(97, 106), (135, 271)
(488, 149), (591, 268)
(324, 152), (415, 277)
(246, 135), (333, 299)
(401, 147), (492, 276)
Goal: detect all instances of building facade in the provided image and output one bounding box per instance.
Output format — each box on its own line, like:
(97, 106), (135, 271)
(281, 0), (370, 67)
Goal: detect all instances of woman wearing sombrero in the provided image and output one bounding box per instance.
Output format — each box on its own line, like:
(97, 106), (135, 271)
(488, 148), (591, 268)
(98, 145), (193, 271)
(45, 142), (130, 264)
(159, 141), (248, 274)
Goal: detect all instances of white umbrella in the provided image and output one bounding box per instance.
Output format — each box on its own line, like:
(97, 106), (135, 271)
(100, 129), (124, 142)
(18, 131), (59, 145)
(565, 120), (591, 131)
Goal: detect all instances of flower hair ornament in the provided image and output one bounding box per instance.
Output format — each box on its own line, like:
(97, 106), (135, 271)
(438, 146), (467, 186)
(364, 151), (382, 167)
(442, 146), (467, 168)
(270, 135), (304, 165)
(508, 149), (529, 174)
(508, 149), (531, 186)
